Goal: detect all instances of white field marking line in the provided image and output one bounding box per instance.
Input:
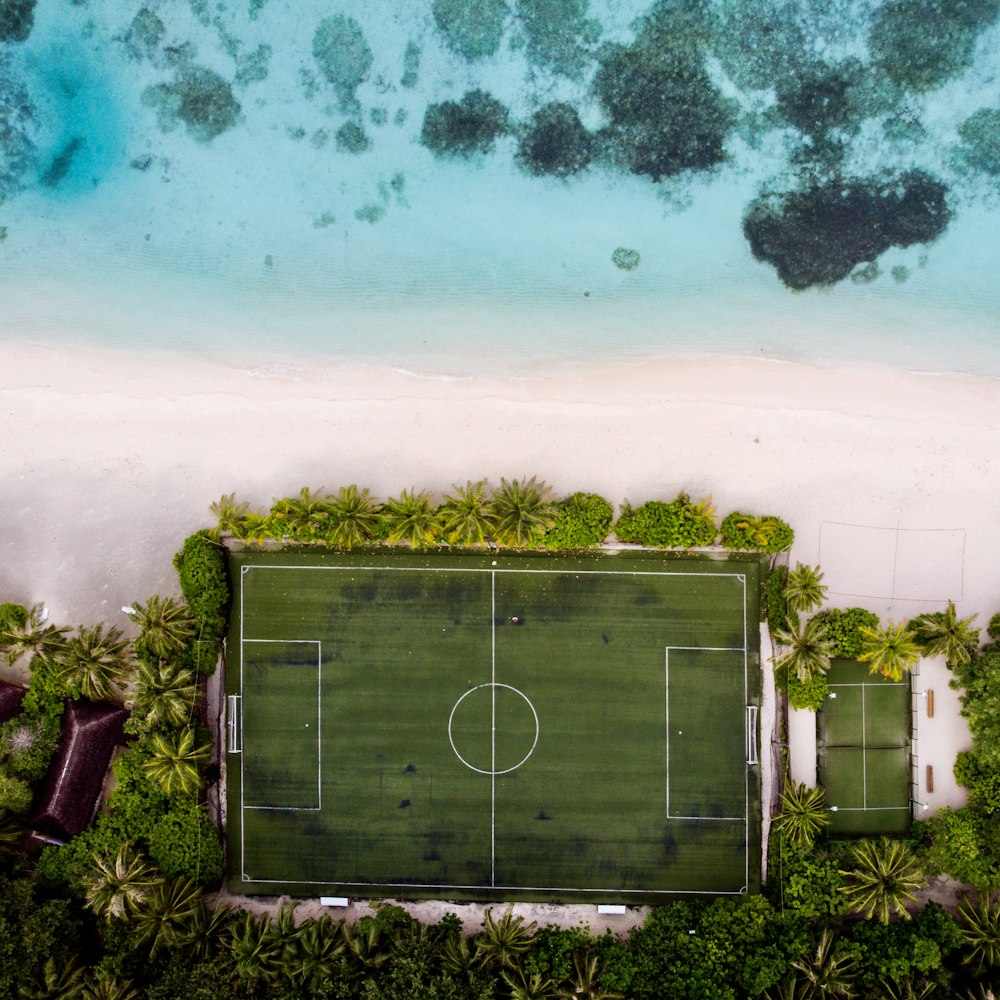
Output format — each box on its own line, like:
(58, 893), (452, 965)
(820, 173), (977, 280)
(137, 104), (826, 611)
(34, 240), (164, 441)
(242, 875), (748, 895)
(664, 645), (747, 822)
(242, 564), (747, 580)
(862, 684), (867, 810)
(491, 570), (496, 889)
(241, 639), (322, 813)
(829, 807), (910, 812)
(447, 685), (539, 775)
(240, 567), (245, 879)
(827, 682), (905, 688)
(742, 573), (749, 891)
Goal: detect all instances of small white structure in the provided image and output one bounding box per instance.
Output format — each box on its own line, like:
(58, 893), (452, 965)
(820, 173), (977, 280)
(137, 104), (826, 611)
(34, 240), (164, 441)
(320, 896), (350, 907)
(597, 904), (627, 915)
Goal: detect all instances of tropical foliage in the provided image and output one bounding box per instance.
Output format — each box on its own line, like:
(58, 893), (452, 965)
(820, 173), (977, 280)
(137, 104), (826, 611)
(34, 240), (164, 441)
(839, 837), (925, 923)
(613, 492), (717, 548)
(784, 563), (827, 614)
(772, 615), (836, 684)
(125, 596), (196, 660)
(438, 479), (494, 545)
(489, 477), (557, 546)
(719, 511), (795, 552)
(811, 606), (880, 659)
(910, 600), (980, 667)
(772, 782), (830, 849)
(57, 624), (133, 702)
(858, 621), (921, 681)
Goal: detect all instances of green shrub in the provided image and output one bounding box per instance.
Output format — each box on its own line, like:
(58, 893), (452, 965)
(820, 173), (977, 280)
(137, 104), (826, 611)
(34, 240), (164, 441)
(719, 511), (794, 552)
(765, 567), (790, 634)
(787, 669), (828, 712)
(811, 607), (879, 659)
(147, 799), (223, 887)
(613, 493), (717, 548)
(174, 532), (229, 674)
(0, 770), (31, 813)
(919, 806), (1000, 893)
(954, 750), (1000, 813)
(0, 715), (59, 782)
(0, 603), (27, 633)
(543, 492), (613, 549)
(987, 611), (1000, 640)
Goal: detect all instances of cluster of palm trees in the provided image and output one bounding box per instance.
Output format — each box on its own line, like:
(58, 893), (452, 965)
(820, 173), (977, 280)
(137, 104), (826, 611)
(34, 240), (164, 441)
(771, 565), (980, 691)
(210, 478), (562, 549)
(0, 593), (211, 814)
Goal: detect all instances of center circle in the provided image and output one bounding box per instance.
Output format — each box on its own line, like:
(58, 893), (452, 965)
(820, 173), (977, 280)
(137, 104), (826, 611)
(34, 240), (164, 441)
(448, 683), (539, 775)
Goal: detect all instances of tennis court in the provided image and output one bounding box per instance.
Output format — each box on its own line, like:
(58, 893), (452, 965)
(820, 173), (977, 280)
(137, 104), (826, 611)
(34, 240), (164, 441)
(224, 549), (764, 901)
(818, 659), (912, 836)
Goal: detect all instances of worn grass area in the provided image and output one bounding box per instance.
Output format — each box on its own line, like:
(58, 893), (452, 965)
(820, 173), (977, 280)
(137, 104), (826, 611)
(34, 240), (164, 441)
(819, 659), (911, 837)
(225, 549), (763, 901)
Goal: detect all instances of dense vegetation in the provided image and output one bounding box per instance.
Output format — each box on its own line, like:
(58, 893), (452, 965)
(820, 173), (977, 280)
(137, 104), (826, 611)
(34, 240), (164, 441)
(207, 481), (794, 553)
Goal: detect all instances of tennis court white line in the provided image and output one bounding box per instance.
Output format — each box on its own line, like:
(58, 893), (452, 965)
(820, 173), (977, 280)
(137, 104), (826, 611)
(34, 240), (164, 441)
(831, 806), (909, 812)
(862, 685), (867, 809)
(243, 564), (747, 579)
(827, 682), (906, 688)
(241, 875), (748, 895)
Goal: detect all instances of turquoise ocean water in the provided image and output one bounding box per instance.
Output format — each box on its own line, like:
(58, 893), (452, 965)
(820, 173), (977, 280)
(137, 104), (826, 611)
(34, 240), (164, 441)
(1, 0), (999, 376)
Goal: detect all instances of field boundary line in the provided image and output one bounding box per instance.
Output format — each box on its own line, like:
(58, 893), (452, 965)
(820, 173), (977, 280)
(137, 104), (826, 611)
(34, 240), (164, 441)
(241, 564), (747, 579)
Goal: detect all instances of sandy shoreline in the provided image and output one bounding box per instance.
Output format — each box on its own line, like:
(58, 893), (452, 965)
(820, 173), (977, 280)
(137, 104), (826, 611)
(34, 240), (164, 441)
(1, 341), (995, 817)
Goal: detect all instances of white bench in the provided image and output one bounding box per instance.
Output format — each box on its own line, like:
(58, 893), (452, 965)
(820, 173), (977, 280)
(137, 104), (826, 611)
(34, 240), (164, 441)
(320, 896), (350, 907)
(597, 904), (627, 915)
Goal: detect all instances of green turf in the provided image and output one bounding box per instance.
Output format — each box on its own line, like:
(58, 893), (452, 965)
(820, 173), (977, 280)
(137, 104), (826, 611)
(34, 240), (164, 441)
(225, 548), (764, 901)
(818, 659), (911, 837)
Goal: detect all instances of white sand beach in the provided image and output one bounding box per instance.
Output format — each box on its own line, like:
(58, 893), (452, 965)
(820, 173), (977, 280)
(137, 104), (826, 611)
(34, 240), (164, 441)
(1, 342), (996, 815)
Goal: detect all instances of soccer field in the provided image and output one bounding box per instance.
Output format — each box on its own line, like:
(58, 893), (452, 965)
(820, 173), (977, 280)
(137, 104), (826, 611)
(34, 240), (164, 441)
(225, 549), (764, 902)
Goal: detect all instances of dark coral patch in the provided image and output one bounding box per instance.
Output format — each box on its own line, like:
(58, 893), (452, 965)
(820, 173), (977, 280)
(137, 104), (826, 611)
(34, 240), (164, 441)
(516, 103), (592, 178)
(0, 0), (36, 44)
(420, 90), (509, 159)
(592, 40), (735, 181)
(743, 172), (951, 290)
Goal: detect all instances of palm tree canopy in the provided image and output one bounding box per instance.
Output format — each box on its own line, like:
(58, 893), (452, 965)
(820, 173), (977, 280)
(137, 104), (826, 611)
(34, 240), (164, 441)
(57, 624), (133, 701)
(489, 477), (556, 547)
(439, 480), (495, 545)
(325, 485), (381, 548)
(772, 782), (830, 849)
(382, 488), (440, 546)
(0, 603), (70, 668)
(126, 657), (198, 731)
(839, 837), (924, 923)
(475, 905), (537, 968)
(784, 563), (828, 614)
(83, 843), (160, 921)
(773, 615), (836, 683)
(957, 892), (1000, 976)
(910, 600), (980, 667)
(209, 492), (251, 540)
(858, 622), (921, 681)
(125, 595), (196, 659)
(143, 725), (212, 795)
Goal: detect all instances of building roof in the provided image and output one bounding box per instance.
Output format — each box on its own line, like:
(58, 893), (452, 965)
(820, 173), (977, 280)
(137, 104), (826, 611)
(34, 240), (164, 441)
(0, 682), (27, 725)
(31, 699), (129, 842)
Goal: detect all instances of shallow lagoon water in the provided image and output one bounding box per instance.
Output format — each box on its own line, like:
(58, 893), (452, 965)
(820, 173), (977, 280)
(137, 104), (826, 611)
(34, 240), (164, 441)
(1, 0), (999, 376)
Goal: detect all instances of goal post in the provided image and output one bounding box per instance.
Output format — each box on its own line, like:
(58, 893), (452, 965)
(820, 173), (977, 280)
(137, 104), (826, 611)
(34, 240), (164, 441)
(746, 705), (758, 765)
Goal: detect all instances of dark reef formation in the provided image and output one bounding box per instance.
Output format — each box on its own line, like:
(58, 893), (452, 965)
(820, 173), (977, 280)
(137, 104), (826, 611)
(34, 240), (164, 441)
(312, 15), (372, 110)
(0, 0), (36, 44)
(517, 0), (598, 78)
(743, 172), (952, 290)
(420, 90), (510, 158)
(143, 67), (241, 141)
(432, 0), (505, 60)
(516, 103), (592, 178)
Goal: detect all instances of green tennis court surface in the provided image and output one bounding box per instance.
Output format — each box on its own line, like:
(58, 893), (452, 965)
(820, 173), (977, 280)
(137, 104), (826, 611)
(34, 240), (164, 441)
(225, 549), (764, 901)
(818, 659), (912, 836)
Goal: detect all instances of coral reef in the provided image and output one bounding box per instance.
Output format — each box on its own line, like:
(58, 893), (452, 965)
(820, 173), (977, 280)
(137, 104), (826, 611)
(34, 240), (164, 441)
(956, 107), (1000, 176)
(516, 0), (599, 78)
(143, 67), (241, 142)
(0, 59), (34, 205)
(40, 137), (84, 188)
(593, 31), (736, 181)
(713, 0), (805, 91)
(336, 120), (370, 154)
(420, 90), (510, 158)
(123, 8), (165, 59)
(869, 0), (1000, 93)
(432, 0), (506, 61)
(0, 0), (36, 43)
(400, 41), (420, 89)
(612, 247), (640, 270)
(516, 102), (592, 177)
(312, 15), (372, 110)
(234, 44), (271, 88)
(743, 171), (952, 290)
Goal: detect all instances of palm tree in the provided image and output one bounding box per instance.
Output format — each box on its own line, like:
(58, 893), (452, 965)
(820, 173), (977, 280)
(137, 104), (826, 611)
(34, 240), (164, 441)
(0, 809), (26, 861)
(174, 901), (235, 961)
(57, 624), (133, 701)
(772, 782), (830, 848)
(0, 604), (69, 668)
(19, 957), (85, 1000)
(270, 487), (330, 540)
(957, 892), (1000, 976)
(82, 977), (140, 1000)
(233, 510), (271, 545)
(125, 596), (196, 659)
(879, 976), (938, 1000)
(785, 563), (828, 614)
(126, 657), (198, 731)
(143, 725), (212, 795)
(224, 911), (285, 988)
(83, 843), (160, 921)
(839, 837), (924, 923)
(208, 492), (252, 540)
(911, 600), (980, 668)
(773, 615), (836, 683)
(474, 905), (536, 968)
(289, 915), (346, 990)
(341, 920), (391, 976)
(440, 931), (481, 980)
(858, 622), (921, 681)
(131, 877), (204, 956)
(325, 485), (381, 548)
(382, 488), (441, 546)
(790, 927), (858, 998)
(762, 978), (813, 1000)
(489, 477), (556, 547)
(557, 952), (623, 1000)
(503, 967), (560, 1000)
(438, 480), (495, 545)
